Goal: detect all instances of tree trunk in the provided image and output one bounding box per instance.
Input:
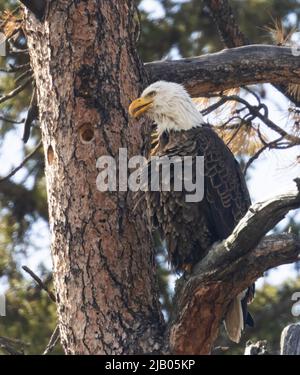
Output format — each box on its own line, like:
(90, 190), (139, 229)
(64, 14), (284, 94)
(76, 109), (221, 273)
(24, 1), (164, 354)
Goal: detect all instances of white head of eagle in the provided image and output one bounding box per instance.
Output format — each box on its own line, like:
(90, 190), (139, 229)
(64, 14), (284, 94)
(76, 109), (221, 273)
(129, 81), (204, 134)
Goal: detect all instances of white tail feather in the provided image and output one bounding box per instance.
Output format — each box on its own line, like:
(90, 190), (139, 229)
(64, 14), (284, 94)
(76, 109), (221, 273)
(224, 293), (244, 343)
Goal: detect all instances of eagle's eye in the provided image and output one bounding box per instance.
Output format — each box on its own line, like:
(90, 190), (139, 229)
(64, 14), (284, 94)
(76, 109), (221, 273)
(146, 90), (157, 98)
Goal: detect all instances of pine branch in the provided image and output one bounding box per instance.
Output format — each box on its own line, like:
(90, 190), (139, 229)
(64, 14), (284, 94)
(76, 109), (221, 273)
(203, 92), (300, 145)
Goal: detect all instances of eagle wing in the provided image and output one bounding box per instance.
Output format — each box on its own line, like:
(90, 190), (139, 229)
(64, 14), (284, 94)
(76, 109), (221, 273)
(145, 125), (251, 271)
(196, 126), (251, 240)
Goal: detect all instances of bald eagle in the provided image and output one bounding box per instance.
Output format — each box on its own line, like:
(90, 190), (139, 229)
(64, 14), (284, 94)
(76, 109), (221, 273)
(129, 81), (254, 343)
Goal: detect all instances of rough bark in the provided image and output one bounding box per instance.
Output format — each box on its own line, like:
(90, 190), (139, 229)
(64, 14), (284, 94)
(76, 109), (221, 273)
(24, 1), (164, 354)
(168, 186), (300, 354)
(146, 45), (300, 97)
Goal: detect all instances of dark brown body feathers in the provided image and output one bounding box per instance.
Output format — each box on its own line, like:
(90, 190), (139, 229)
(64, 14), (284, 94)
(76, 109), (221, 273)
(146, 125), (251, 272)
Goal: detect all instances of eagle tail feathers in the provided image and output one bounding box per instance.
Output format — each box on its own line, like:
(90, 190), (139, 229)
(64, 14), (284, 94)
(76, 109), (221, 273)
(224, 293), (244, 343)
(224, 285), (255, 343)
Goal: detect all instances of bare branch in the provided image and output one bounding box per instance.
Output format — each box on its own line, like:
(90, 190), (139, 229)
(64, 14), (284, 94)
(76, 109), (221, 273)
(168, 180), (300, 354)
(0, 76), (32, 105)
(0, 63), (30, 73)
(201, 97), (228, 116)
(15, 68), (33, 85)
(145, 45), (300, 98)
(0, 140), (42, 183)
(22, 266), (56, 302)
(243, 136), (283, 174)
(0, 115), (25, 124)
(204, 92), (300, 145)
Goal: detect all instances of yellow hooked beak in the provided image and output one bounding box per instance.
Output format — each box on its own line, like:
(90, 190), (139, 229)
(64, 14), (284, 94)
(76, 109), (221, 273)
(128, 96), (154, 118)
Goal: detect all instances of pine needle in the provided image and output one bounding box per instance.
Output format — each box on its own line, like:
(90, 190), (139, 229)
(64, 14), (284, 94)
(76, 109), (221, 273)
(216, 123), (266, 156)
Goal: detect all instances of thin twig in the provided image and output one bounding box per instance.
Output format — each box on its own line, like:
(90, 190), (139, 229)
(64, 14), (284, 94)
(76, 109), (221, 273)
(0, 140), (42, 183)
(22, 266), (56, 302)
(0, 62), (30, 73)
(205, 93), (300, 144)
(243, 136), (283, 174)
(0, 115), (25, 124)
(0, 76), (33, 105)
(201, 97), (228, 116)
(8, 40), (29, 54)
(15, 68), (33, 84)
(43, 325), (60, 355)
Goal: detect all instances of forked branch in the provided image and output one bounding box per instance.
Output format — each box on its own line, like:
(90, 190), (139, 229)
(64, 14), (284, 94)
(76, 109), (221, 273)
(168, 179), (300, 354)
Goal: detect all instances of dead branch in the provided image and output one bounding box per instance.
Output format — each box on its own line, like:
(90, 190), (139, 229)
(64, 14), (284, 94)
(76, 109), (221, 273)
(145, 45), (300, 98)
(203, 91), (300, 155)
(15, 68), (33, 84)
(0, 115), (25, 124)
(21, 267), (60, 355)
(168, 180), (300, 354)
(243, 136), (283, 175)
(0, 63), (30, 73)
(22, 266), (56, 302)
(0, 76), (32, 105)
